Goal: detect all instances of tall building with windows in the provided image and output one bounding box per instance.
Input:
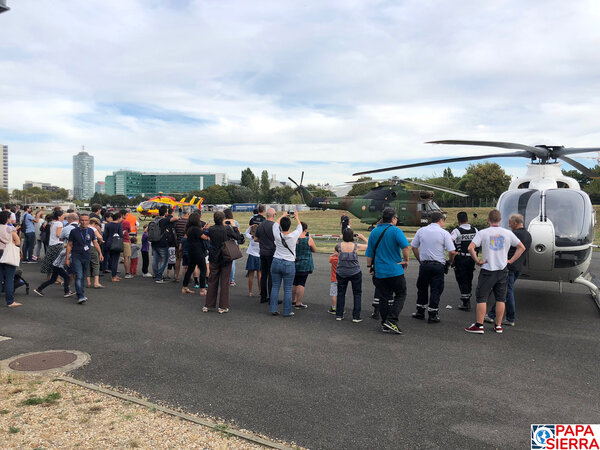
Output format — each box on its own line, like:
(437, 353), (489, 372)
(1, 145), (7, 190)
(104, 171), (228, 197)
(73, 149), (94, 200)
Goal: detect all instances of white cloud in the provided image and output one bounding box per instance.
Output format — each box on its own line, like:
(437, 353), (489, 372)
(1, 0), (599, 190)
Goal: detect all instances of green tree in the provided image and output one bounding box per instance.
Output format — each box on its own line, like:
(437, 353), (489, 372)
(347, 177), (377, 196)
(270, 186), (296, 204)
(0, 188), (9, 203)
(226, 185), (255, 203)
(459, 162), (511, 200)
(260, 170), (271, 202)
(110, 195), (130, 207)
(306, 184), (335, 198)
(240, 168), (259, 193)
(561, 167), (600, 189)
(90, 193), (111, 205)
(201, 185), (231, 204)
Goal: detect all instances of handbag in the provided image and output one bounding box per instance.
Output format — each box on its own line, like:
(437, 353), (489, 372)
(0, 240), (21, 267)
(110, 232), (124, 252)
(221, 239), (242, 263)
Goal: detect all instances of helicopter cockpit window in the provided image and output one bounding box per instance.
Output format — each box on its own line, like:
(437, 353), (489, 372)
(498, 190), (541, 229)
(141, 201), (154, 209)
(545, 190), (593, 247)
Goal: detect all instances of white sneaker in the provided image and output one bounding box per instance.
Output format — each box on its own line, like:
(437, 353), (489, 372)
(124, 274), (134, 279)
(142, 273), (153, 278)
(483, 314), (495, 324)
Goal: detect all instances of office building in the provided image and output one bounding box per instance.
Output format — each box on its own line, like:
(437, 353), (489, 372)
(73, 150), (94, 200)
(95, 181), (105, 194)
(104, 170), (228, 197)
(1, 145), (7, 190)
(23, 180), (62, 192)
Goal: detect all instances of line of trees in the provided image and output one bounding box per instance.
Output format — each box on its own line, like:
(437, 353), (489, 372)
(1, 186), (71, 204)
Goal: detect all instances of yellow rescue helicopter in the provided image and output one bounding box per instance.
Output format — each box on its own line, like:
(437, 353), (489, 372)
(136, 193), (204, 219)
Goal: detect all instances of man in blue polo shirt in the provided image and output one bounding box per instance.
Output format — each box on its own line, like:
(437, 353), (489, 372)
(65, 213), (103, 304)
(365, 207), (410, 335)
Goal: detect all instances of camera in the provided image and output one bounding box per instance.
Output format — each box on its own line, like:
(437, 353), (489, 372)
(288, 210), (295, 216)
(353, 233), (358, 237)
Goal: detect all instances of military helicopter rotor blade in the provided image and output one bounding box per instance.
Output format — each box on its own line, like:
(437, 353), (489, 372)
(288, 177), (299, 187)
(300, 171), (304, 186)
(352, 151), (531, 176)
(557, 156), (600, 179)
(341, 178), (388, 185)
(427, 140), (549, 159)
(396, 179), (469, 197)
(554, 147), (600, 157)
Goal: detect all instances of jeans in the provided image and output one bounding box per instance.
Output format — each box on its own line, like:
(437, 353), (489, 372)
(270, 258), (295, 315)
(38, 266), (71, 294)
(488, 269), (521, 322)
(373, 275), (407, 325)
(416, 262), (445, 312)
(0, 262), (16, 305)
(336, 271), (362, 319)
(109, 251), (121, 277)
(70, 255), (90, 300)
(260, 255), (274, 301)
(230, 260), (236, 283)
(152, 246), (169, 280)
(35, 239), (44, 258)
(24, 232), (36, 261)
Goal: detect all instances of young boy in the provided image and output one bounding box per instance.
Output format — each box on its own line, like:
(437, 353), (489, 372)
(165, 246), (176, 281)
(33, 246), (74, 298)
(328, 245), (339, 315)
(129, 236), (140, 276)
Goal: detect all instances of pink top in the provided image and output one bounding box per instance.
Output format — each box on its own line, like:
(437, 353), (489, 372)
(0, 224), (14, 250)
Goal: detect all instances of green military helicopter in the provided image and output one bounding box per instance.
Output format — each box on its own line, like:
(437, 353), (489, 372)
(288, 173), (467, 229)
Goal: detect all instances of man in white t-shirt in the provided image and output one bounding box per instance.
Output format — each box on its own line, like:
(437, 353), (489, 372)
(465, 209), (525, 334)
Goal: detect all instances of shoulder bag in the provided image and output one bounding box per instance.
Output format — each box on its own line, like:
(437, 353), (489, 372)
(370, 225), (391, 276)
(0, 240), (21, 267)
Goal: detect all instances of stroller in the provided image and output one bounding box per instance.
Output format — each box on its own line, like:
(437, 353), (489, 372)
(1, 268), (30, 295)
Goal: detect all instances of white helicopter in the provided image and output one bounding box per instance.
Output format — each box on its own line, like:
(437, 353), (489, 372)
(354, 140), (600, 311)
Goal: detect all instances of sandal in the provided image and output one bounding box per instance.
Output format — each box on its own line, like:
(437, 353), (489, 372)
(199, 289), (207, 296)
(94, 284), (105, 289)
(182, 288), (195, 294)
(248, 292), (253, 297)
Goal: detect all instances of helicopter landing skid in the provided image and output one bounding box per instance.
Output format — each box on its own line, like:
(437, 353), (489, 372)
(573, 273), (600, 312)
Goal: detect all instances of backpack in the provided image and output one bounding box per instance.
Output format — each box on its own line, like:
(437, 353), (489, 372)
(147, 217), (164, 243)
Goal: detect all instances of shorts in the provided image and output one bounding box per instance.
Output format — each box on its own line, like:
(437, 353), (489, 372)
(330, 281), (338, 297)
(245, 255), (261, 271)
(293, 271), (310, 287)
(168, 263), (175, 270)
(123, 242), (131, 259)
(475, 268), (509, 303)
(182, 254), (189, 267)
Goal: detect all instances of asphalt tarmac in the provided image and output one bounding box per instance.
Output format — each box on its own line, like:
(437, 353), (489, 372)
(1, 253), (599, 449)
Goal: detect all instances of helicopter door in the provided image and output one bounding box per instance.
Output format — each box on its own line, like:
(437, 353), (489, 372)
(526, 218), (555, 271)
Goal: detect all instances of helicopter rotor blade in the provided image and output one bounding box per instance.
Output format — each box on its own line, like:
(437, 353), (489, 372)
(300, 171), (304, 186)
(554, 147), (600, 157)
(557, 156), (600, 179)
(288, 177), (299, 187)
(397, 179), (468, 197)
(352, 151), (531, 176)
(427, 140), (549, 159)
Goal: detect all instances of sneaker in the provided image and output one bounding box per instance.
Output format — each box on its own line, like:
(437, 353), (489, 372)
(494, 325), (503, 333)
(294, 303), (308, 309)
(142, 273), (153, 278)
(335, 316), (343, 321)
(411, 310), (425, 320)
(218, 308), (229, 314)
(229, 281), (236, 286)
(194, 284), (200, 289)
(155, 280), (167, 284)
(327, 307), (336, 315)
(33, 289), (44, 297)
(381, 326), (391, 333)
(383, 321), (403, 335)
(124, 274), (134, 279)
(465, 323), (484, 334)
(483, 314), (495, 324)
(283, 312), (295, 317)
(271, 311), (280, 316)
(352, 318), (363, 323)
(502, 320), (515, 327)
(78, 297), (87, 304)
(64, 291), (75, 298)
(202, 306), (209, 313)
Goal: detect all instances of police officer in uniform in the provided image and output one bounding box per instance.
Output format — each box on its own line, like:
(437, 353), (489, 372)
(450, 212), (477, 311)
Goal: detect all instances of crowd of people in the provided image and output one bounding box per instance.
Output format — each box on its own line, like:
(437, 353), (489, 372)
(0, 202), (532, 335)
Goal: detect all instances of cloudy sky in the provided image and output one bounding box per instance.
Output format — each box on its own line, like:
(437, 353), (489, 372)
(1, 0), (600, 190)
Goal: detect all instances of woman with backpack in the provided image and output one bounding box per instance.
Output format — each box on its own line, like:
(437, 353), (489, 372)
(291, 221), (316, 309)
(203, 211), (243, 314)
(181, 211), (208, 295)
(103, 212), (124, 282)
